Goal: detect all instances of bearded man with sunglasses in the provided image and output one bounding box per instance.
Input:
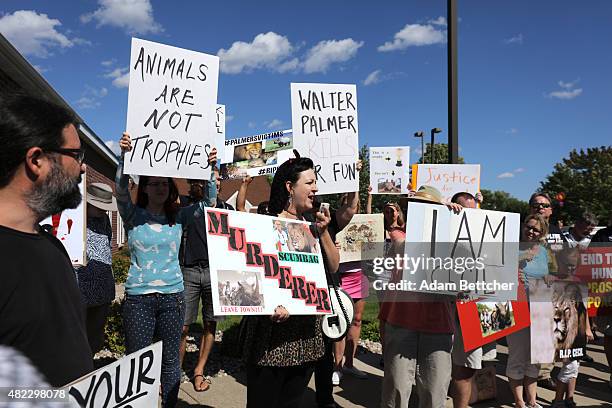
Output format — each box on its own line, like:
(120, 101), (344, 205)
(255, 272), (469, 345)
(0, 95), (92, 386)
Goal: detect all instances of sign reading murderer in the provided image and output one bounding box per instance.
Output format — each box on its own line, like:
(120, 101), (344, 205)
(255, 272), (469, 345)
(529, 279), (588, 364)
(65, 342), (162, 407)
(291, 83), (359, 195)
(411, 164), (480, 204)
(220, 130), (294, 179)
(215, 104), (226, 158)
(41, 177), (86, 265)
(369, 147), (411, 194)
(204, 208), (331, 315)
(125, 38), (219, 178)
(401, 202), (520, 299)
(336, 214), (384, 263)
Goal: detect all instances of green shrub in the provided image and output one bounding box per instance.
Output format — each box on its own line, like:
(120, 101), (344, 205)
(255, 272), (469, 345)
(360, 320), (380, 342)
(112, 247), (130, 284)
(103, 301), (125, 354)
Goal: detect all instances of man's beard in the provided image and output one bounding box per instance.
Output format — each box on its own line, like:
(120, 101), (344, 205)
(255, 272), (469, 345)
(27, 160), (82, 220)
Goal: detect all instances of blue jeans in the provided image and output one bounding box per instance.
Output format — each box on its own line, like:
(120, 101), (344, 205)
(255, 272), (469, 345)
(123, 292), (185, 407)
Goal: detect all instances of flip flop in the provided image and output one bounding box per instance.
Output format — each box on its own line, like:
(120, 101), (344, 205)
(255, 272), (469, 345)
(192, 374), (211, 392)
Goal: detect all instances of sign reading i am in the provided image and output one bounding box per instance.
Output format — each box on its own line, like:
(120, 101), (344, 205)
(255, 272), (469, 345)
(125, 38), (219, 179)
(291, 83), (359, 195)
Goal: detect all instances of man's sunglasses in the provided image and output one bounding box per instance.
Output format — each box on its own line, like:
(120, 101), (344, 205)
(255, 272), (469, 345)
(530, 203), (551, 209)
(46, 147), (85, 164)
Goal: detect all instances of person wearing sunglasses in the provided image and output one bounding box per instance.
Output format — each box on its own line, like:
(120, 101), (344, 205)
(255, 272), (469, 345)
(117, 132), (217, 407)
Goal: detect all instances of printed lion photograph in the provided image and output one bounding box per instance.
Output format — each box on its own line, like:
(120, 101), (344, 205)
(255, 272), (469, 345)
(377, 178), (401, 193)
(217, 270), (264, 307)
(477, 301), (515, 337)
(232, 142), (278, 168)
(286, 222), (319, 254)
(551, 282), (587, 358)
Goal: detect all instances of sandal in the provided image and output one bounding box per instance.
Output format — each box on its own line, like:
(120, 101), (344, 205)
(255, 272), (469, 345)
(192, 374), (211, 392)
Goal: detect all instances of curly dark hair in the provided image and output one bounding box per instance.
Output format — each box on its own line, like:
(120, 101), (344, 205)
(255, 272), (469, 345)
(267, 152), (314, 216)
(136, 176), (179, 225)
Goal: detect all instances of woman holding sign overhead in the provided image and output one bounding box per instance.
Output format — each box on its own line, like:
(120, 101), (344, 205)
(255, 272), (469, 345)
(240, 151), (339, 408)
(117, 133), (217, 407)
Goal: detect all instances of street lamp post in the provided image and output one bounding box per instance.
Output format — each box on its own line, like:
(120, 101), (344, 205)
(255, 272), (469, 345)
(430, 128), (442, 163)
(414, 131), (425, 163)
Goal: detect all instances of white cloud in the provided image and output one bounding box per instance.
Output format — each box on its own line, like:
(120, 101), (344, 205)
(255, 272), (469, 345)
(514, 168), (525, 173)
(75, 85), (108, 109)
(0, 10), (79, 58)
(218, 32), (296, 74)
(428, 16), (447, 26)
(378, 20), (446, 52)
(303, 38), (363, 74)
(105, 140), (121, 155)
(503, 33), (523, 45)
(81, 0), (162, 35)
(104, 67), (130, 88)
(101, 59), (115, 67)
(547, 79), (582, 100)
(33, 64), (48, 74)
(248, 121), (256, 129)
(505, 128), (519, 135)
(497, 172), (515, 179)
(265, 119), (283, 129)
(363, 69), (382, 86)
(226, 115), (234, 123)
(558, 79), (579, 89)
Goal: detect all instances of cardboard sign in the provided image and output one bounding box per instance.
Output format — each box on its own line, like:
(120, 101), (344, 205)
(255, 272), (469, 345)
(403, 202), (520, 299)
(529, 279), (588, 363)
(205, 208), (331, 315)
(291, 83), (359, 195)
(575, 246), (612, 317)
(41, 179), (87, 265)
(125, 38), (219, 178)
(336, 214), (384, 263)
(215, 104), (225, 157)
(66, 342), (162, 407)
(456, 283), (530, 351)
(369, 147), (410, 194)
(220, 130), (294, 179)
(411, 164), (480, 204)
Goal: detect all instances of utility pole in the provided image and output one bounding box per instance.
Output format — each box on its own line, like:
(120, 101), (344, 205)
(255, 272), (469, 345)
(448, 0), (459, 164)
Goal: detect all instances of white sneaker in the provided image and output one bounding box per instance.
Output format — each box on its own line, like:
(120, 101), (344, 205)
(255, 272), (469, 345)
(342, 365), (368, 379)
(527, 403), (542, 408)
(331, 370), (342, 386)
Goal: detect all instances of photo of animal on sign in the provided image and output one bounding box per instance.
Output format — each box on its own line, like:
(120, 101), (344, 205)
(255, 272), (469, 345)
(477, 301), (515, 337)
(336, 214), (384, 263)
(529, 279), (588, 363)
(369, 146), (410, 194)
(124, 38), (219, 179)
(205, 208), (331, 316)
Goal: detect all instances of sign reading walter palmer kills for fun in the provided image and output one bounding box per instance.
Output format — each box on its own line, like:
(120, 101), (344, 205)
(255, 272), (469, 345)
(204, 208), (331, 316)
(291, 83), (359, 195)
(125, 38), (219, 179)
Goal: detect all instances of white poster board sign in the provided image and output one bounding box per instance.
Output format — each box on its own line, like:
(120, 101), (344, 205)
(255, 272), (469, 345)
(291, 83), (359, 195)
(66, 342), (162, 407)
(125, 38), (219, 179)
(41, 179), (86, 265)
(205, 208), (331, 315)
(412, 164), (480, 204)
(220, 130), (294, 179)
(369, 147), (411, 194)
(336, 214), (385, 263)
(403, 202), (519, 299)
(215, 104), (225, 157)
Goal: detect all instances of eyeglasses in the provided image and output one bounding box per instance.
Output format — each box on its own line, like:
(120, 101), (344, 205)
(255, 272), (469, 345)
(46, 147), (85, 164)
(530, 203), (551, 209)
(147, 181), (169, 188)
(524, 225), (542, 234)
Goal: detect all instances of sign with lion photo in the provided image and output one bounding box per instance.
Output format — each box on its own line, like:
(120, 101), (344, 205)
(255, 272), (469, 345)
(529, 279), (588, 364)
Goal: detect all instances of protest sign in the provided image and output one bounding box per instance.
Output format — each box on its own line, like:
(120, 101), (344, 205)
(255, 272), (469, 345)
(205, 208), (331, 315)
(66, 342), (162, 407)
(575, 246), (612, 317)
(215, 104), (225, 157)
(291, 83), (359, 195)
(41, 178), (86, 265)
(456, 283), (530, 351)
(220, 130), (294, 179)
(125, 38), (219, 179)
(336, 214), (384, 263)
(529, 279), (588, 363)
(402, 202), (520, 299)
(411, 164), (480, 204)
(369, 147), (410, 194)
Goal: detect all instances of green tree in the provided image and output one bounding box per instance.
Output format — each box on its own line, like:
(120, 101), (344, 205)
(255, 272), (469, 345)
(480, 188), (530, 219)
(539, 146), (612, 224)
(418, 143), (465, 164)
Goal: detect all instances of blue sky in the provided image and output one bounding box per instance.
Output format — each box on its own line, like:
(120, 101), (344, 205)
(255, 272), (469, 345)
(1, 0), (610, 200)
